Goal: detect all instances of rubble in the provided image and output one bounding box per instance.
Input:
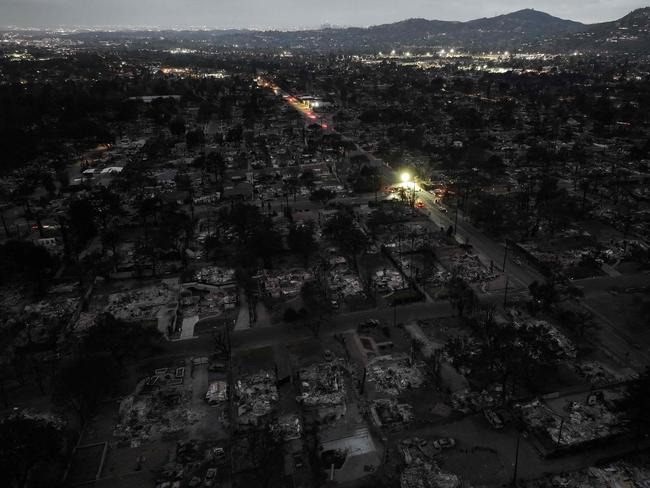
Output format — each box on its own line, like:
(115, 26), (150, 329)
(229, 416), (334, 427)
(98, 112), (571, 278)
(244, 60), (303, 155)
(193, 266), (236, 287)
(271, 413), (303, 441)
(106, 281), (179, 323)
(326, 257), (365, 300)
(516, 392), (626, 447)
(72, 312), (98, 336)
(373, 268), (408, 293)
(114, 365), (204, 445)
(259, 268), (313, 299)
(575, 361), (624, 386)
(449, 254), (497, 283)
(180, 286), (237, 318)
(21, 296), (81, 344)
(366, 354), (425, 396)
(400, 460), (461, 488)
(235, 371), (278, 425)
(205, 381), (228, 405)
(298, 360), (347, 421)
(513, 318), (577, 360)
(450, 387), (499, 414)
(370, 398), (414, 428)
(525, 460), (650, 488)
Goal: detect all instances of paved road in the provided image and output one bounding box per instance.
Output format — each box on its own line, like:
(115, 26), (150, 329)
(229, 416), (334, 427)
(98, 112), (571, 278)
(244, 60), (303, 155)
(158, 300), (454, 360)
(412, 186), (544, 290)
(573, 271), (650, 368)
(572, 271), (650, 295)
(393, 414), (650, 486)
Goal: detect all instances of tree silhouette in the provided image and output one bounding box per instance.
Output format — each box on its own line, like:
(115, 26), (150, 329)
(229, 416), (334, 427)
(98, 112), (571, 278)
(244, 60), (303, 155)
(288, 222), (317, 265)
(0, 413), (64, 488)
(52, 355), (120, 426)
(622, 367), (650, 451)
(82, 314), (163, 371)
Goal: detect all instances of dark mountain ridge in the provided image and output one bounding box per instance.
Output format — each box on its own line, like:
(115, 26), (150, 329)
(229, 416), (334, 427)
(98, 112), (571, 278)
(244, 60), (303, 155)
(17, 7), (650, 53)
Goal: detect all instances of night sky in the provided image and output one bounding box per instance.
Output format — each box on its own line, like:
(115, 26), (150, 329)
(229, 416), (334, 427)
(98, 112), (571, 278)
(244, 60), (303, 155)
(1, 0), (647, 29)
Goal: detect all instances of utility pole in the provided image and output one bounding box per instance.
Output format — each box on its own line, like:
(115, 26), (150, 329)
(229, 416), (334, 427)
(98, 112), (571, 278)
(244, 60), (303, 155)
(454, 194), (460, 236)
(411, 179), (416, 207)
(503, 276), (510, 309)
(511, 432), (521, 487)
(556, 417), (565, 448)
(502, 239), (509, 273)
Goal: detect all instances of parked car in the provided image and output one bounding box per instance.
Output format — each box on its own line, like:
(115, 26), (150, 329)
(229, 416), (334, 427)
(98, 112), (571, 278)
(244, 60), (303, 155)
(204, 468), (217, 487)
(358, 319), (380, 332)
(484, 409), (504, 429)
(293, 452), (304, 468)
(211, 447), (226, 462)
(433, 437), (456, 449)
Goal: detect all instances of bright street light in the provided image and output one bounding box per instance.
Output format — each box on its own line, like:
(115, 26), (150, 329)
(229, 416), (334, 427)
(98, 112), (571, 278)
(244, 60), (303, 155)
(401, 172), (411, 183)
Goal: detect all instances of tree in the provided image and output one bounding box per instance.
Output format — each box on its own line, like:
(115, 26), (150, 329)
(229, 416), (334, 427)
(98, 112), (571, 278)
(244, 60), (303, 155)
(323, 211), (368, 270)
(0, 413), (64, 488)
(203, 234), (223, 262)
(622, 367), (650, 451)
(212, 327), (232, 358)
(0, 240), (58, 295)
(82, 314), (163, 371)
(529, 280), (560, 312)
(100, 228), (119, 255)
(288, 222), (316, 265)
(169, 116), (186, 137)
(351, 165), (382, 194)
(186, 127), (205, 149)
(244, 423), (286, 488)
(52, 355), (120, 426)
(309, 188), (336, 205)
(299, 169), (317, 190)
(206, 151), (226, 186)
(92, 187), (121, 231)
(446, 315), (557, 401)
(251, 220), (283, 269)
(68, 198), (97, 250)
(300, 280), (332, 337)
(446, 276), (475, 317)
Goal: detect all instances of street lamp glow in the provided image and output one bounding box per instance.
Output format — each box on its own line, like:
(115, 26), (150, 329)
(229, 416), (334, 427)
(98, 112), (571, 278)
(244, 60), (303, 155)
(401, 172), (411, 183)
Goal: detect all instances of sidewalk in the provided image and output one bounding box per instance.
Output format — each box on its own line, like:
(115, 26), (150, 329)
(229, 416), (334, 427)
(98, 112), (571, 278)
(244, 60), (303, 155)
(234, 291), (250, 331)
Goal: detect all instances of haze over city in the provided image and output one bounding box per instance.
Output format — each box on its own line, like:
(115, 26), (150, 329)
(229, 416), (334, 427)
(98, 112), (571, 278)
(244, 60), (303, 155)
(1, 0), (649, 29)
